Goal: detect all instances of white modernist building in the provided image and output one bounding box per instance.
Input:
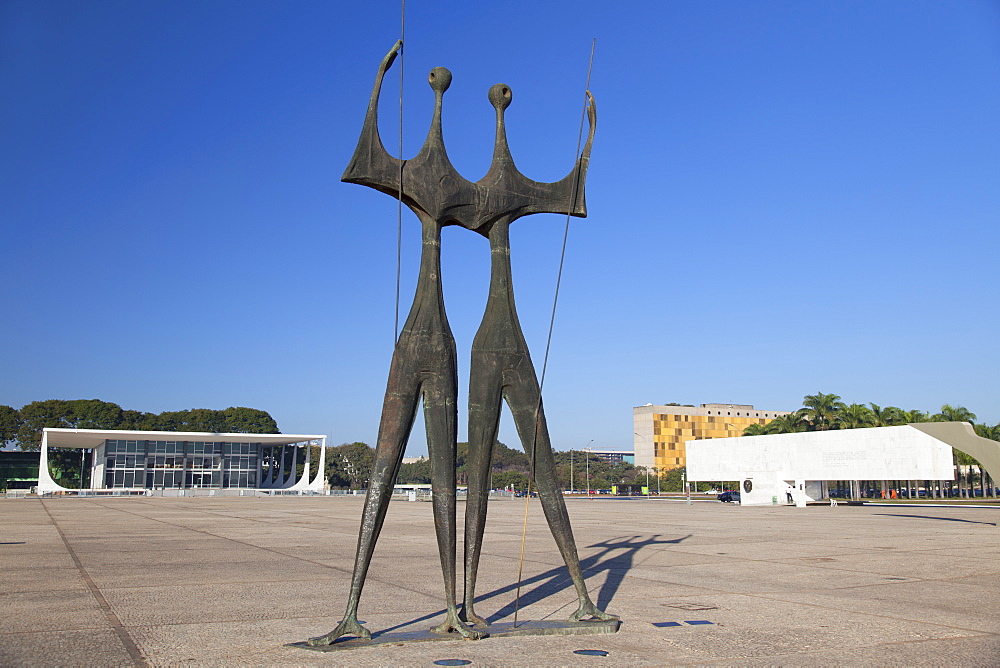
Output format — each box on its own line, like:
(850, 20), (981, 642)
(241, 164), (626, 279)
(686, 422), (1000, 506)
(37, 428), (327, 494)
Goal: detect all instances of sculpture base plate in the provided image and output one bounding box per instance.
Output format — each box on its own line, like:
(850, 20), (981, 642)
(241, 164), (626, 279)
(288, 618), (621, 652)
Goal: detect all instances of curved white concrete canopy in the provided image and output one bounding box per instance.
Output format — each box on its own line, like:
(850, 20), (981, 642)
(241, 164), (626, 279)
(41, 428), (325, 448)
(910, 421), (1000, 485)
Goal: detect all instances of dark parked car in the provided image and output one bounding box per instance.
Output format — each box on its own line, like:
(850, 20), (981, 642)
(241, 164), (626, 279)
(717, 491), (741, 503)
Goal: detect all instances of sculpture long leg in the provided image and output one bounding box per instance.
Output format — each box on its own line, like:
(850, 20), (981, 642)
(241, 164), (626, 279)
(504, 355), (618, 623)
(462, 350), (504, 628)
(308, 349), (422, 646)
(424, 371), (484, 639)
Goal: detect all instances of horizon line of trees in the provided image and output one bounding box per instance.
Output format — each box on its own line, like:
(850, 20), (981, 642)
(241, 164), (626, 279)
(744, 392), (996, 437)
(320, 440), (693, 493)
(0, 399), (279, 452)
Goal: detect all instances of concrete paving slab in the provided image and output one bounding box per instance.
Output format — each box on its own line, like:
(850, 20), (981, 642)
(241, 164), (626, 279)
(2, 589), (109, 633)
(1, 496), (998, 666)
(0, 628), (135, 668)
(706, 634), (1000, 667)
(0, 565), (89, 595)
(761, 577), (1000, 633)
(774, 549), (1000, 580)
(0, 550), (78, 569)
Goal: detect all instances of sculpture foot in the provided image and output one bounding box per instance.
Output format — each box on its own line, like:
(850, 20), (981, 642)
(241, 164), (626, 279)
(307, 615), (371, 646)
(569, 600), (619, 623)
(430, 610), (487, 639)
(459, 604), (489, 629)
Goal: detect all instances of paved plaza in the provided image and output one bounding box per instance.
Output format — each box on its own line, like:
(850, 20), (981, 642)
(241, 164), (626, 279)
(2, 495), (999, 666)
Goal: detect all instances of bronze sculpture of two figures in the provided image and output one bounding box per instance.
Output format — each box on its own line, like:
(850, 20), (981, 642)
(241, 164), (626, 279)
(309, 42), (616, 646)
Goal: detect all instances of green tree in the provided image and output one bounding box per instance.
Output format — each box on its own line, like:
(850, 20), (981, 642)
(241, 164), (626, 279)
(0, 405), (22, 448)
(974, 423), (1000, 441)
(655, 466), (686, 492)
(328, 442), (375, 488)
(801, 393), (845, 431)
(16, 400), (74, 450)
(67, 399), (124, 429)
(868, 403), (904, 427)
(120, 410), (158, 430)
(932, 404), (977, 424)
(397, 457), (432, 485)
(836, 403), (874, 430)
(223, 407), (279, 434)
(154, 408), (228, 432)
(765, 410), (809, 434)
(491, 470), (530, 491)
(901, 409), (928, 423)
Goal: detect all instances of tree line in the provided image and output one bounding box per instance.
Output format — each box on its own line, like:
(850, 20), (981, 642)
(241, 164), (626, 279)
(742, 392), (996, 437)
(320, 441), (692, 493)
(0, 399), (279, 451)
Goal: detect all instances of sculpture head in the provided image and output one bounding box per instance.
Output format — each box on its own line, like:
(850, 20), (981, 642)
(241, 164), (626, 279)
(429, 67), (452, 94)
(488, 83), (512, 111)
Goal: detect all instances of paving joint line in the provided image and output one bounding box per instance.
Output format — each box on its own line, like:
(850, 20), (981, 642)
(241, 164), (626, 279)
(84, 500), (446, 601)
(39, 500), (148, 668)
(743, 589), (1000, 635)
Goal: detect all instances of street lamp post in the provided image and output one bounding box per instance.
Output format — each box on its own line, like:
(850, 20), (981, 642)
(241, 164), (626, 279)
(570, 448), (573, 493)
(585, 439), (593, 497)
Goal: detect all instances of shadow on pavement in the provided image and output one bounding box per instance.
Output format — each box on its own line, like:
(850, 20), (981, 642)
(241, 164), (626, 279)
(874, 513), (997, 526)
(376, 532), (690, 635)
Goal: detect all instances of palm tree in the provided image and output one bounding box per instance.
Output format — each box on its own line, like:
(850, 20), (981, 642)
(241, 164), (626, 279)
(765, 410), (810, 434)
(901, 409), (928, 423)
(802, 393), (845, 431)
(742, 423), (767, 436)
(933, 404), (977, 424)
(869, 403), (904, 427)
(836, 403), (874, 430)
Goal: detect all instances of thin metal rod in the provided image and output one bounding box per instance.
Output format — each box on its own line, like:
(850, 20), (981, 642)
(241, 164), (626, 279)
(394, 1), (406, 343)
(537, 38), (595, 394)
(512, 484), (532, 627)
(512, 38), (597, 627)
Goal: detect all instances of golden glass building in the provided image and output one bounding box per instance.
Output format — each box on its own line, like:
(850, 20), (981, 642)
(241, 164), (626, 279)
(633, 404), (790, 471)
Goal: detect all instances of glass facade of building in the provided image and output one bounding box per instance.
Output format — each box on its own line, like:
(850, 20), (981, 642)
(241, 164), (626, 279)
(1, 451), (42, 490)
(103, 439), (262, 489)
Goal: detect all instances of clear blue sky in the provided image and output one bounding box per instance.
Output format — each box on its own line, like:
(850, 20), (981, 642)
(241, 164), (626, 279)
(3, 1), (998, 455)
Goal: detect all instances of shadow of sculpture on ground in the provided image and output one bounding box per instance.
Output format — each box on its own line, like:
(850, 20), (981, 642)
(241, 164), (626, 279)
(374, 532), (691, 636)
(874, 513), (997, 526)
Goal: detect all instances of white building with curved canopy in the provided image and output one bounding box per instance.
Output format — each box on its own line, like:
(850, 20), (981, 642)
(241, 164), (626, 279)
(686, 422), (998, 506)
(36, 428), (326, 494)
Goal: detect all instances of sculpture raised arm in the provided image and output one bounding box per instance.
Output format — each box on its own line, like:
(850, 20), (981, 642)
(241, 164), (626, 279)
(341, 41), (404, 198)
(472, 86), (596, 232)
(342, 41), (597, 232)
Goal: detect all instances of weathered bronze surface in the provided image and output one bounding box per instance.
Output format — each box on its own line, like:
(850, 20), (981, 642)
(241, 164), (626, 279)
(307, 41), (614, 648)
(461, 79), (615, 628)
(309, 41), (479, 647)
